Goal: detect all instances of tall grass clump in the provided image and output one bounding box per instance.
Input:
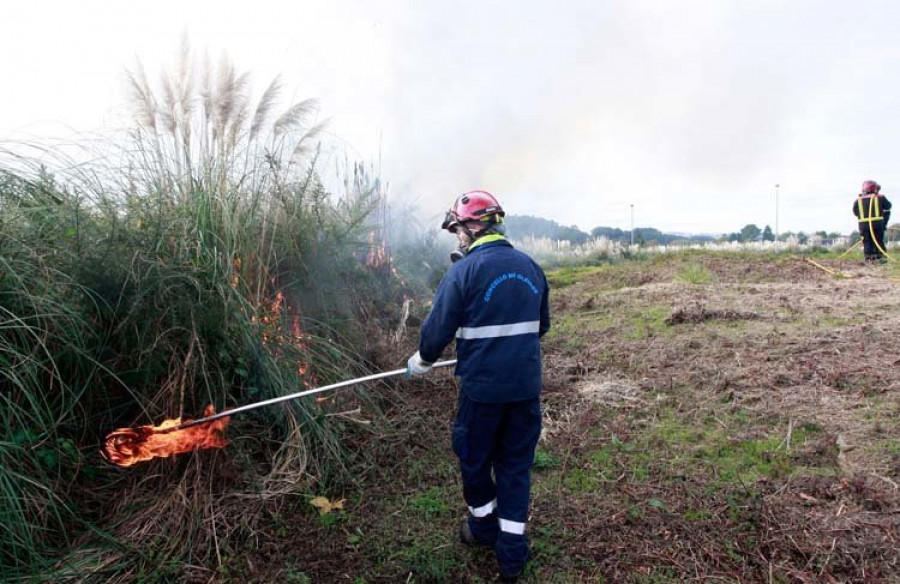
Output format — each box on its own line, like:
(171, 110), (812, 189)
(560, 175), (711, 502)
(1, 46), (397, 581)
(0, 169), (107, 577)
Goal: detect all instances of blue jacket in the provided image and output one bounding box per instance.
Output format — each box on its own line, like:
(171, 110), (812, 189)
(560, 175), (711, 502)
(418, 238), (550, 403)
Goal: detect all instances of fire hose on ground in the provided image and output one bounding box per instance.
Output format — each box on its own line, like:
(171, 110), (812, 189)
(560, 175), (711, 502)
(867, 219), (896, 262)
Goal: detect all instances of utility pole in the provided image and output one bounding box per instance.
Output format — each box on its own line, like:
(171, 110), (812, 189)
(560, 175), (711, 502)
(630, 204), (635, 246)
(774, 184), (780, 241)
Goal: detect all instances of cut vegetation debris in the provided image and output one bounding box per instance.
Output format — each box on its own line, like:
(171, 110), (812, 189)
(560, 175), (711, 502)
(665, 304), (761, 325)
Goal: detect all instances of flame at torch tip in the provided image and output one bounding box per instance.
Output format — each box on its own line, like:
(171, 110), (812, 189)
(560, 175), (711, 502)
(102, 405), (230, 467)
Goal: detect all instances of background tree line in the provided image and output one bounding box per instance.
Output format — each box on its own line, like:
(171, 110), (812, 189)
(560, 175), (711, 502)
(503, 215), (900, 245)
(504, 215), (714, 245)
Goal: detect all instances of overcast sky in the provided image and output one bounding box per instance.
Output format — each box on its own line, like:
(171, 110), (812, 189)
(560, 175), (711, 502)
(3, 0), (900, 235)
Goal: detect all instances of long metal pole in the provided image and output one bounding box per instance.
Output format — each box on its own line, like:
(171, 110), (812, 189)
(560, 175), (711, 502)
(159, 359), (457, 433)
(775, 183), (780, 240)
(630, 204), (635, 246)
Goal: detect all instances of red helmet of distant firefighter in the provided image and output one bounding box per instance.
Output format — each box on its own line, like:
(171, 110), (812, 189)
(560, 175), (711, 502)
(861, 180), (881, 194)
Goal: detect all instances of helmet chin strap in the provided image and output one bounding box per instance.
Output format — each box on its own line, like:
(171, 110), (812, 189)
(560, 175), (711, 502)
(449, 224), (474, 263)
(449, 222), (501, 263)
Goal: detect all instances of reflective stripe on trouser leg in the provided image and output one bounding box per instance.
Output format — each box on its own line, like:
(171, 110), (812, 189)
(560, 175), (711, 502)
(499, 518), (526, 535)
(467, 498), (499, 545)
(469, 499), (497, 518)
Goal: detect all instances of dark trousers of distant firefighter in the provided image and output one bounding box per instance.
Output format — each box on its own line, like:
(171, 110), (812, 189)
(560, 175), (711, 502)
(452, 392), (541, 577)
(859, 220), (887, 261)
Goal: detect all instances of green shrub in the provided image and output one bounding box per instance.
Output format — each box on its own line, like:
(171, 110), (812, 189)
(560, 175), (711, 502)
(676, 263), (714, 284)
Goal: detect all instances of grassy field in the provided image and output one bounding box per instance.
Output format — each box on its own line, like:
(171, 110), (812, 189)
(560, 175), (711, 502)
(217, 251), (900, 583)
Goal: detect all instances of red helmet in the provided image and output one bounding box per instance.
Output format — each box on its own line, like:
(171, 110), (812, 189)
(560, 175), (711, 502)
(861, 180), (881, 194)
(441, 190), (505, 232)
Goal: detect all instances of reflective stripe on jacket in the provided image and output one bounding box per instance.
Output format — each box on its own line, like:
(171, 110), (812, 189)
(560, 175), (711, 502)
(853, 194), (892, 222)
(419, 239), (550, 403)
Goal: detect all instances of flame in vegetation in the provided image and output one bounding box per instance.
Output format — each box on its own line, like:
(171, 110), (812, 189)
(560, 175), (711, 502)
(255, 290), (314, 381)
(102, 405), (230, 467)
(366, 230), (387, 269)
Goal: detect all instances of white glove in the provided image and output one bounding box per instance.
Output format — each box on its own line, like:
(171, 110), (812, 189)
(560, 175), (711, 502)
(405, 351), (433, 378)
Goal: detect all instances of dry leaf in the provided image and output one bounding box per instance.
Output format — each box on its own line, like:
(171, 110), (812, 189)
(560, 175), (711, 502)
(310, 496), (345, 515)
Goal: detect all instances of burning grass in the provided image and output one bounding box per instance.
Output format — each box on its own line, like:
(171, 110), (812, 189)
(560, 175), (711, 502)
(101, 405), (230, 467)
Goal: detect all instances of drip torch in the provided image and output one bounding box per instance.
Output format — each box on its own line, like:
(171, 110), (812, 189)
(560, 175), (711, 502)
(157, 359), (457, 433)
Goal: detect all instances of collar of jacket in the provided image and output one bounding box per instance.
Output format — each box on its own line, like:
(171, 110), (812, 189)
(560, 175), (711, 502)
(466, 233), (510, 253)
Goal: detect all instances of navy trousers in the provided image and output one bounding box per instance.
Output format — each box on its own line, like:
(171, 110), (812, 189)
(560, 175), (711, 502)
(859, 221), (887, 259)
(452, 392), (541, 576)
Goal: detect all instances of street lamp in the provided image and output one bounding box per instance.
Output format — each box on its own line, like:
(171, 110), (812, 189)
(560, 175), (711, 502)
(630, 203), (635, 246)
(774, 183), (780, 240)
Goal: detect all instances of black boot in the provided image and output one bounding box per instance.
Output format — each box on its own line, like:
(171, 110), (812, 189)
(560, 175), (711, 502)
(460, 517), (496, 548)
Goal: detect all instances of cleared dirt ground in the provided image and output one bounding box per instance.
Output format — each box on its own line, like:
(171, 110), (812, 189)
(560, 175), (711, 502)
(231, 253), (900, 583)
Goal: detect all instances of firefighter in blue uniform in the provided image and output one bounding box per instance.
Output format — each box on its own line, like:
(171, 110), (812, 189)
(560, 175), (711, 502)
(406, 190), (550, 583)
(853, 180), (892, 262)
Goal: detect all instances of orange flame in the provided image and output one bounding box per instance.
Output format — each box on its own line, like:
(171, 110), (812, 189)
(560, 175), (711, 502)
(255, 291), (314, 384)
(101, 405), (230, 467)
(366, 230), (387, 269)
